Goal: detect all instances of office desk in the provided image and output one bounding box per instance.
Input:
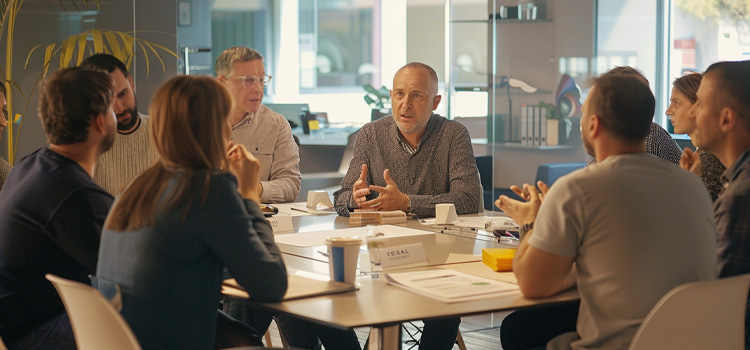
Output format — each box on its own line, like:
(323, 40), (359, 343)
(244, 267), (577, 350)
(294, 128), (353, 173)
(241, 212), (578, 349)
(275, 211), (514, 274)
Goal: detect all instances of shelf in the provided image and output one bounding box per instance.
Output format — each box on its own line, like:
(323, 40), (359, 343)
(451, 19), (489, 23)
(497, 143), (578, 150)
(490, 17), (552, 23)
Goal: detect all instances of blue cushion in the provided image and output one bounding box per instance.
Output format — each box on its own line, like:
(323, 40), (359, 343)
(535, 162), (586, 186)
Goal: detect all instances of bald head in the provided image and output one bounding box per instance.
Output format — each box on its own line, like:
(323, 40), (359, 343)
(395, 62), (439, 98)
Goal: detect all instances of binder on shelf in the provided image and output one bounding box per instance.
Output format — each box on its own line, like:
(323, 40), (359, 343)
(532, 105), (539, 146)
(540, 107), (548, 146)
(521, 105), (529, 146)
(547, 118), (559, 146)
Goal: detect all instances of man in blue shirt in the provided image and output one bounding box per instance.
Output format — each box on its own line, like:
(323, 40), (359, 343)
(0, 67), (116, 349)
(681, 60), (750, 348)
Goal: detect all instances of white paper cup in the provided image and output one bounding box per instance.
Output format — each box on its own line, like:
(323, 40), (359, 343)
(435, 203), (459, 224)
(326, 236), (362, 284)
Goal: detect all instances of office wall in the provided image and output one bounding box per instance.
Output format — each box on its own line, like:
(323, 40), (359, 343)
(5, 0), (177, 161)
(406, 4), (445, 77)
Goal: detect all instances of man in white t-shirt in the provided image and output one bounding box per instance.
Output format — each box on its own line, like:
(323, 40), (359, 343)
(496, 73), (717, 350)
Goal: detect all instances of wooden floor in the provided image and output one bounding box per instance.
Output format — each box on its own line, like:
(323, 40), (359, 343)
(264, 312), (509, 349)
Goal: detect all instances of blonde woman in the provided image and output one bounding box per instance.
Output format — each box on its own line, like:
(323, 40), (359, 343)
(96, 75), (287, 349)
(667, 72), (725, 201)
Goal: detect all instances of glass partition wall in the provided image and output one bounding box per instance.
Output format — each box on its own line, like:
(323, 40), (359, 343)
(445, 0), (594, 211)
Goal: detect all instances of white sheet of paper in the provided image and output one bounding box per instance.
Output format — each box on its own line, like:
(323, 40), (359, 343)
(274, 225), (436, 247)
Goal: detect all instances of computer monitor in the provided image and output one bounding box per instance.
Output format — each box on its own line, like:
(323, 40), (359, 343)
(264, 103), (310, 127)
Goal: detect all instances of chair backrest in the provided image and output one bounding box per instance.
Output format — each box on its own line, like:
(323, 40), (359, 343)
(337, 130), (359, 174)
(628, 274), (750, 350)
(534, 162), (586, 186)
(45, 274), (142, 350)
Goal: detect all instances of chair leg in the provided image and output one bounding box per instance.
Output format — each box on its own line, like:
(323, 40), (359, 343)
(456, 329), (467, 350)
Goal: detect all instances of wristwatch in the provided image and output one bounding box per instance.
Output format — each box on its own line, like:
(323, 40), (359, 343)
(519, 222), (534, 240)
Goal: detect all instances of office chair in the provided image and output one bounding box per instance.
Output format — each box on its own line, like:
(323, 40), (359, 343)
(628, 274), (750, 350)
(45, 274), (141, 350)
(534, 162), (586, 186)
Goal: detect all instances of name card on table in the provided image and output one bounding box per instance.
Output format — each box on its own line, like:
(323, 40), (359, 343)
(269, 215), (294, 233)
(373, 242), (427, 268)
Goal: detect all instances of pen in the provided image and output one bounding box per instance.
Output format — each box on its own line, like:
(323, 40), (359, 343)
(317, 250), (329, 257)
(291, 207), (308, 213)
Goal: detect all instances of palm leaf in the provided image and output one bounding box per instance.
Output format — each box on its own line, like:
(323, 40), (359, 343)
(60, 35), (77, 69)
(75, 32), (87, 65)
(6, 79), (22, 97)
(102, 30), (122, 60)
(91, 29), (103, 53)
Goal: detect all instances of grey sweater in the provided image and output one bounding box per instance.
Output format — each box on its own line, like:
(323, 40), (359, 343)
(334, 114), (480, 218)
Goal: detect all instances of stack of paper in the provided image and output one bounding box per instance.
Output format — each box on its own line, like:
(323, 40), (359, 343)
(385, 269), (519, 303)
(350, 210), (406, 226)
(482, 248), (516, 272)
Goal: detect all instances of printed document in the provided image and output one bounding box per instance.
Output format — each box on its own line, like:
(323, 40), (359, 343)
(385, 269), (519, 303)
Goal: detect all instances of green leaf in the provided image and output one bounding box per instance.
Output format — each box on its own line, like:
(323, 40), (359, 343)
(363, 84), (379, 95)
(75, 32), (87, 65)
(6, 79), (23, 97)
(61, 34), (77, 68)
(102, 30), (123, 59)
(91, 29), (103, 53)
(378, 86), (390, 98)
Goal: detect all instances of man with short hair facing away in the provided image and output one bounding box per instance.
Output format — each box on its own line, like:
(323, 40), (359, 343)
(681, 60), (750, 347)
(216, 46), (301, 203)
(0, 67), (116, 349)
(497, 74), (717, 350)
(82, 53), (157, 195)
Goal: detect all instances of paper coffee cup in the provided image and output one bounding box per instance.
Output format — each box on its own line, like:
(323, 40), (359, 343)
(326, 236), (362, 284)
(435, 203), (459, 224)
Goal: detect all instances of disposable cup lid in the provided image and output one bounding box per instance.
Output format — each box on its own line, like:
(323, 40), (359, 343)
(326, 236), (362, 246)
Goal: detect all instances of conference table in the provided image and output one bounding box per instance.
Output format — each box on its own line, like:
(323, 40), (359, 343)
(231, 206), (579, 350)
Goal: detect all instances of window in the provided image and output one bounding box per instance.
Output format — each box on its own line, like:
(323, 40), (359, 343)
(668, 1), (750, 132)
(299, 0), (377, 92)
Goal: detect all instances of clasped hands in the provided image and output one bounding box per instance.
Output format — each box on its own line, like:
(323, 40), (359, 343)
(227, 141), (263, 204)
(494, 180), (550, 228)
(352, 164), (409, 212)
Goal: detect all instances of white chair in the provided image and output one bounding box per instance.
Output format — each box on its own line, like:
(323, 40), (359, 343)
(45, 274), (142, 350)
(629, 274), (750, 350)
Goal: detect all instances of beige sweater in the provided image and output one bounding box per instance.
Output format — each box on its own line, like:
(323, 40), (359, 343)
(94, 114), (157, 195)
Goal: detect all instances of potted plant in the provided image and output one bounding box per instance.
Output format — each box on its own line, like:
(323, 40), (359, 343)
(363, 84), (391, 121)
(0, 0), (176, 164)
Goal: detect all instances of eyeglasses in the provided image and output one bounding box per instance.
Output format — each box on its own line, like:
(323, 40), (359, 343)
(225, 74), (272, 88)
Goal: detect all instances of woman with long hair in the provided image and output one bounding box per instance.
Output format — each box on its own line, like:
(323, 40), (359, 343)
(96, 75), (287, 349)
(668, 72), (725, 201)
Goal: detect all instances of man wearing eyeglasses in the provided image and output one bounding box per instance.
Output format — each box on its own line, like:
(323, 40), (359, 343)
(215, 46), (301, 204)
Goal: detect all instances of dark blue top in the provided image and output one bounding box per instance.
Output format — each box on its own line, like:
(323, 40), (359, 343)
(96, 171), (287, 350)
(715, 148), (750, 346)
(0, 147), (113, 339)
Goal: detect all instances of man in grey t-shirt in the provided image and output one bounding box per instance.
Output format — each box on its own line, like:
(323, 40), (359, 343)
(497, 73), (717, 350)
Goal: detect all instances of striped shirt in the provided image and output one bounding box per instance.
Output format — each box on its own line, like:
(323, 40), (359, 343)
(588, 122), (682, 165)
(334, 114), (480, 218)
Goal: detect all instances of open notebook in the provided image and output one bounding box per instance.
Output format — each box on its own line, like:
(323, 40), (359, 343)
(222, 274), (356, 301)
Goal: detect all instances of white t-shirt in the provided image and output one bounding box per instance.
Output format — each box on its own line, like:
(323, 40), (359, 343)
(530, 153), (718, 350)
